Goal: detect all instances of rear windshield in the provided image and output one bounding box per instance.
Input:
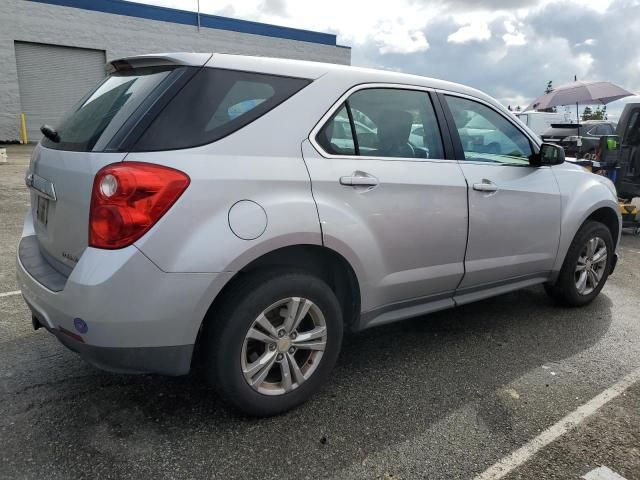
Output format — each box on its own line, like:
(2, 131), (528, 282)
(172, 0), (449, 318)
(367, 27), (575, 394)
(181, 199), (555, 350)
(131, 68), (311, 151)
(41, 66), (176, 152)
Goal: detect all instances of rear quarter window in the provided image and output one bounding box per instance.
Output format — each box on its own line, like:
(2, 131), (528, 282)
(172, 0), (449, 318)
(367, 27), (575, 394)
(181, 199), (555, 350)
(132, 68), (311, 151)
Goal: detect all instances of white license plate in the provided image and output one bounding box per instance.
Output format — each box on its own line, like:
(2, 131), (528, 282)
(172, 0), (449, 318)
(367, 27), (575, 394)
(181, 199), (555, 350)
(36, 195), (49, 226)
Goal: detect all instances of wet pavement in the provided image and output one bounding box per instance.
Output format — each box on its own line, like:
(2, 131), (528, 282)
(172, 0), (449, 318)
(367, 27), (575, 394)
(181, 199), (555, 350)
(1, 145), (639, 479)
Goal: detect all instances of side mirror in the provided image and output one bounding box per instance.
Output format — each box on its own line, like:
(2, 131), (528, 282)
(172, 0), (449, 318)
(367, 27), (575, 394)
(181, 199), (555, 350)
(533, 143), (565, 166)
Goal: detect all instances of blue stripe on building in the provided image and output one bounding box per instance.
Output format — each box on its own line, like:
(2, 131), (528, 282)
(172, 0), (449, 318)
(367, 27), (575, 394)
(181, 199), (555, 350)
(27, 0), (345, 47)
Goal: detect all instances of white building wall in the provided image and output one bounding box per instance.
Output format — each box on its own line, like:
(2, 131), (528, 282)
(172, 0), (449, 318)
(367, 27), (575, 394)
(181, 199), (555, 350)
(0, 0), (350, 141)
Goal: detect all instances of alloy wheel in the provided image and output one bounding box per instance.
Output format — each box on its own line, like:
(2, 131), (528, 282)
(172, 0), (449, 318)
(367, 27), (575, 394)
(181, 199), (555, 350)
(575, 236), (607, 295)
(241, 297), (327, 395)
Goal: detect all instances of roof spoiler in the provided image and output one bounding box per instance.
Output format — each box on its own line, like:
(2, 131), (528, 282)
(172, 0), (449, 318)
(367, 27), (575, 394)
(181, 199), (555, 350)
(107, 53), (213, 73)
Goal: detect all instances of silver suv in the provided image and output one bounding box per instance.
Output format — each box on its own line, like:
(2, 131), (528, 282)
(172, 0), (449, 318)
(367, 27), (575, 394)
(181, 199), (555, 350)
(18, 53), (621, 416)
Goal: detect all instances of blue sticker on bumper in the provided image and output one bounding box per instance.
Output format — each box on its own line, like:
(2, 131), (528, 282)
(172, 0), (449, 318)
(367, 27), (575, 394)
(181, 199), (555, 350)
(73, 317), (88, 334)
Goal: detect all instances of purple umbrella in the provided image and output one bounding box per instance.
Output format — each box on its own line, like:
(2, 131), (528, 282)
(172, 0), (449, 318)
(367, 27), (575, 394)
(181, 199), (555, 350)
(526, 80), (635, 126)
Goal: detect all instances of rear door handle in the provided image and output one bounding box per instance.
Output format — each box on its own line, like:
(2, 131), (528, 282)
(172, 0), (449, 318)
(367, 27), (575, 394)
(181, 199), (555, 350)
(472, 180), (498, 193)
(339, 172), (379, 187)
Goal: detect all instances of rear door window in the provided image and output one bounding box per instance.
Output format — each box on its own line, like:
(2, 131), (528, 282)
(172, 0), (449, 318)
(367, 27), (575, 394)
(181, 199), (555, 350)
(41, 66), (176, 152)
(316, 88), (445, 160)
(133, 69), (310, 151)
(316, 104), (356, 155)
(349, 88), (444, 159)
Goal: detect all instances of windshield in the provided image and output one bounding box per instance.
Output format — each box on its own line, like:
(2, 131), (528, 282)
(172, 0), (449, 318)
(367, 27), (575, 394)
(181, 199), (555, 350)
(41, 66), (175, 152)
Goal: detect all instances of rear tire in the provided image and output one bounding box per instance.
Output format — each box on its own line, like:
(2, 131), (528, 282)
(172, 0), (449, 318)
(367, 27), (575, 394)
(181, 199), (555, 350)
(203, 269), (343, 417)
(545, 220), (613, 306)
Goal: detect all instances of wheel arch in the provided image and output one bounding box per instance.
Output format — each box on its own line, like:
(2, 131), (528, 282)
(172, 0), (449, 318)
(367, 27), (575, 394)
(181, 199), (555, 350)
(195, 244), (362, 355)
(585, 206), (620, 247)
(552, 200), (621, 278)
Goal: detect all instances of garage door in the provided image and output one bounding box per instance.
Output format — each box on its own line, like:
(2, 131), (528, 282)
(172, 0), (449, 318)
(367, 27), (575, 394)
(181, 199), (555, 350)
(14, 42), (106, 141)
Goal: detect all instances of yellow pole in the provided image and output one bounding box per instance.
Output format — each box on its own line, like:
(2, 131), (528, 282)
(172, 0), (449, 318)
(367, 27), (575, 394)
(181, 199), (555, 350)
(20, 112), (28, 144)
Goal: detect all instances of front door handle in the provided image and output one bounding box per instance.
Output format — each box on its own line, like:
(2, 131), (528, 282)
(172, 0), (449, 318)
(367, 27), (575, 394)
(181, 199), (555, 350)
(339, 172), (379, 187)
(472, 180), (498, 192)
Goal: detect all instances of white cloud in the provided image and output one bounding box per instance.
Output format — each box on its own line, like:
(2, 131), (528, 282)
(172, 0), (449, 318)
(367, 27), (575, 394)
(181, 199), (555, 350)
(375, 28), (429, 54)
(565, 0), (613, 13)
(135, 0), (440, 55)
(575, 52), (595, 75)
(575, 38), (597, 47)
(503, 31), (526, 45)
(447, 21), (492, 43)
(132, 0), (638, 117)
(502, 20), (526, 45)
(607, 95), (640, 121)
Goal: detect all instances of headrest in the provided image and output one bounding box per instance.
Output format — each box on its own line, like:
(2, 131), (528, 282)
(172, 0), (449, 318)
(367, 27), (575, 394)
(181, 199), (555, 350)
(377, 110), (413, 147)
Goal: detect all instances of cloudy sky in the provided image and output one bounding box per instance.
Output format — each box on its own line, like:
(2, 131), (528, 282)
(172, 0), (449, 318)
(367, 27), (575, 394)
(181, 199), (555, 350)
(138, 0), (640, 119)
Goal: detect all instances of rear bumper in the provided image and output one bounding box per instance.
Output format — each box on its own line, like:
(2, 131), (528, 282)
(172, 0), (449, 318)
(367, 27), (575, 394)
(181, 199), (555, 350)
(31, 313), (193, 375)
(16, 217), (233, 375)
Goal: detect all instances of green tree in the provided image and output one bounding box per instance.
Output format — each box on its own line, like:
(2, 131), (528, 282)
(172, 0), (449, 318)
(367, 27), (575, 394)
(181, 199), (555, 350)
(539, 80), (557, 112)
(545, 80), (554, 94)
(582, 105), (607, 120)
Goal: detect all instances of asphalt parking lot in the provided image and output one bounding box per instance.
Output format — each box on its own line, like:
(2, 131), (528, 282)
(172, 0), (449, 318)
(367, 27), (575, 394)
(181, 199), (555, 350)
(1, 145), (639, 480)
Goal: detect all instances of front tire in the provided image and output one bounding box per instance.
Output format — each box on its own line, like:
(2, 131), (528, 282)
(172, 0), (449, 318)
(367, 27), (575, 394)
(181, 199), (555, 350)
(204, 270), (343, 416)
(545, 220), (613, 306)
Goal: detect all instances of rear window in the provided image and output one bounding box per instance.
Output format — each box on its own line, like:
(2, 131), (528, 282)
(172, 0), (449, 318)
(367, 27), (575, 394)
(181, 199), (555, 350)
(132, 68), (311, 151)
(41, 66), (176, 152)
(542, 124), (579, 137)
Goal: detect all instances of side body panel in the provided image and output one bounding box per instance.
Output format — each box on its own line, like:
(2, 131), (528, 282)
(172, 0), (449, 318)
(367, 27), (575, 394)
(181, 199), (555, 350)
(130, 73), (341, 273)
(436, 90), (562, 301)
(130, 143), (321, 274)
(549, 163), (621, 279)
(301, 141), (468, 322)
(455, 163), (561, 290)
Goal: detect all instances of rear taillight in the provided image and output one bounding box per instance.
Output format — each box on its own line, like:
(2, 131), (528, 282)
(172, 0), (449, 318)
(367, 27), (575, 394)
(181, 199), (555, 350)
(89, 162), (190, 249)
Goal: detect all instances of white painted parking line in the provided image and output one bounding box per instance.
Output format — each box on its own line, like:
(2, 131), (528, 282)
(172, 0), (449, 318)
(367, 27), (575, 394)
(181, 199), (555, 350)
(0, 290), (21, 298)
(583, 466), (628, 480)
(473, 367), (640, 480)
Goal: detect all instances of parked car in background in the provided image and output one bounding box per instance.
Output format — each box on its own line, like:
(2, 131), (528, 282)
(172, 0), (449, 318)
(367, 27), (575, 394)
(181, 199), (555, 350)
(18, 53), (621, 416)
(516, 111), (572, 136)
(456, 111), (525, 156)
(541, 120), (617, 158)
(614, 102), (640, 198)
